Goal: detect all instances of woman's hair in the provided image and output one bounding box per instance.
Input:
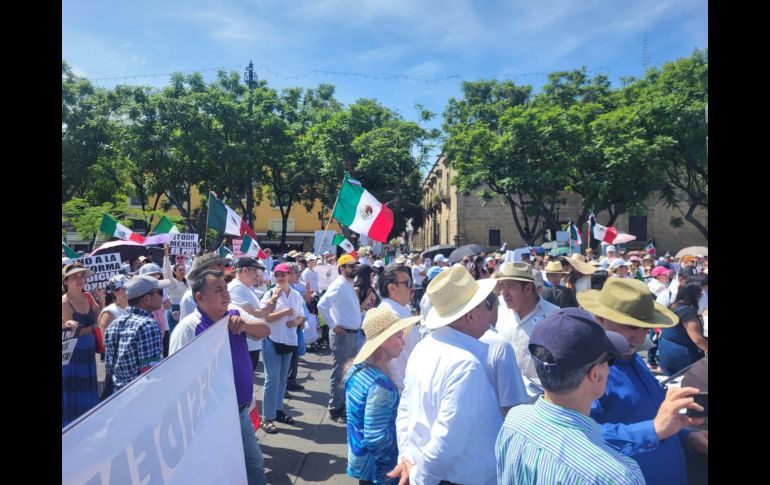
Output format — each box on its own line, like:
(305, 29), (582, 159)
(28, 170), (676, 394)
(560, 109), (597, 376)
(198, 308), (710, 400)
(173, 263), (188, 285)
(672, 281), (702, 310)
(473, 256), (486, 280)
(591, 270), (609, 290)
(354, 265), (375, 304)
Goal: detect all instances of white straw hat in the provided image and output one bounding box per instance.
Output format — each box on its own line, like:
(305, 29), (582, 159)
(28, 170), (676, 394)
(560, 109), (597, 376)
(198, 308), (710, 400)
(424, 265), (497, 330)
(353, 308), (419, 364)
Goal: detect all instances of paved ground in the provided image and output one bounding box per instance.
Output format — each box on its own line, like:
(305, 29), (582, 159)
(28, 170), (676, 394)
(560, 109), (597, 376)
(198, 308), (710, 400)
(97, 344), (354, 484)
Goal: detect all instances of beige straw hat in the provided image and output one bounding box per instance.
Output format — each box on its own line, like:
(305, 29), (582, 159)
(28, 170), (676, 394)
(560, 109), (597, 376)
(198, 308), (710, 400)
(560, 254), (598, 275)
(62, 261), (94, 281)
(424, 265), (498, 330)
(544, 261), (569, 274)
(353, 308), (420, 365)
(576, 278), (678, 329)
(496, 262), (535, 283)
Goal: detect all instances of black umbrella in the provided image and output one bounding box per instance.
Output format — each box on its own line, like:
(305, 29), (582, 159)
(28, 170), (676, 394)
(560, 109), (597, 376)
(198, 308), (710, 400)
(421, 244), (457, 259)
(90, 240), (148, 264)
(448, 244), (485, 264)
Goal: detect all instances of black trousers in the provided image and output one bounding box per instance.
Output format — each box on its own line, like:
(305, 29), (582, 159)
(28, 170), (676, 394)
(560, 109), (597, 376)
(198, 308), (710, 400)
(249, 350), (261, 372)
(288, 345), (299, 383)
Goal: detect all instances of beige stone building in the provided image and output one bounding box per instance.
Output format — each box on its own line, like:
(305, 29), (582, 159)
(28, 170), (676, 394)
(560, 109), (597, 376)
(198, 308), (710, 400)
(412, 156), (707, 255)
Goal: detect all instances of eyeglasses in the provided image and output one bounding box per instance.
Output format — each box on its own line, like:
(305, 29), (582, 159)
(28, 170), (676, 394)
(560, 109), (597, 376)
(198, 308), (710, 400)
(393, 279), (412, 289)
(274, 271), (288, 277)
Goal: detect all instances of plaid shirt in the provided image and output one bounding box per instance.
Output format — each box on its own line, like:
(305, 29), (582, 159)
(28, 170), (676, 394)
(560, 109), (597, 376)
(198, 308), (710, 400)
(104, 306), (163, 391)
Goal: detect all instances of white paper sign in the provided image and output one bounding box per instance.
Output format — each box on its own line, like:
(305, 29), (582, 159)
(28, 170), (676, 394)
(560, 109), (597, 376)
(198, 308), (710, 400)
(314, 230), (336, 256)
(170, 233), (200, 256)
(62, 330), (79, 366)
(62, 322), (246, 485)
(83, 252), (123, 291)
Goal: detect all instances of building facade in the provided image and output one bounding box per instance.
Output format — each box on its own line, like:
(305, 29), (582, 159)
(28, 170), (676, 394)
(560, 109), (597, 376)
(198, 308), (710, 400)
(413, 156), (708, 255)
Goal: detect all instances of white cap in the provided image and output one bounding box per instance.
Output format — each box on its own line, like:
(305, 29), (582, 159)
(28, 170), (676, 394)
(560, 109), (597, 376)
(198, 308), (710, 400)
(434, 254), (447, 263)
(606, 245), (616, 252)
(373, 260), (385, 268)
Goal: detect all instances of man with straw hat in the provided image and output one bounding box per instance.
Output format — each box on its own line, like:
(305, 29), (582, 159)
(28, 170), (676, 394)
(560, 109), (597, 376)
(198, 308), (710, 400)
(495, 262), (559, 393)
(344, 308), (420, 484)
(390, 266), (501, 485)
(540, 261), (579, 309)
(496, 308), (645, 484)
(317, 253), (362, 423)
(560, 253), (597, 293)
(577, 278), (708, 484)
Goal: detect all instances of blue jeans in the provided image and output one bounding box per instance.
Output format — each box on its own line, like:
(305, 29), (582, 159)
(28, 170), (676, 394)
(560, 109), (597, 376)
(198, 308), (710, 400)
(261, 338), (291, 420)
(239, 403), (267, 485)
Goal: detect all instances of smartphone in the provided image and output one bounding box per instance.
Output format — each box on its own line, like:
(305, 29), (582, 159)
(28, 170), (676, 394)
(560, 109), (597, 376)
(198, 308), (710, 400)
(686, 392), (708, 418)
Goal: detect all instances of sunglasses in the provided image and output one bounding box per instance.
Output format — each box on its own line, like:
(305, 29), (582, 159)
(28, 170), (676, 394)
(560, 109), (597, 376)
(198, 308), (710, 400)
(343, 263), (358, 269)
(393, 279), (413, 289)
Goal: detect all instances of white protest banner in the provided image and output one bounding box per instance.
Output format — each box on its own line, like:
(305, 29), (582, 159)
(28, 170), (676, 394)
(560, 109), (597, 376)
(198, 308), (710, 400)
(170, 233), (200, 256)
(314, 230), (336, 256)
(62, 328), (79, 366)
(62, 322), (247, 485)
(314, 264), (338, 292)
(232, 238), (244, 258)
(83, 252), (123, 291)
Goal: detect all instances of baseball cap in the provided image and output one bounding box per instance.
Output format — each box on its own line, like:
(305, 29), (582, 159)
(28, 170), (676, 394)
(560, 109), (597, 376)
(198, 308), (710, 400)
(139, 263), (163, 275)
(373, 260), (385, 268)
(434, 254), (447, 263)
(651, 266), (672, 277)
(338, 254), (357, 267)
(426, 266), (443, 280)
(606, 245), (616, 253)
(126, 275), (171, 300)
(529, 307), (629, 372)
(610, 259), (630, 270)
(235, 256), (264, 270)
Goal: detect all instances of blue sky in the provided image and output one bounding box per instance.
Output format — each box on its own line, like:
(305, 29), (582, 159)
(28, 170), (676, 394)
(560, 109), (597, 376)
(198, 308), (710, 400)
(63, 0), (707, 160)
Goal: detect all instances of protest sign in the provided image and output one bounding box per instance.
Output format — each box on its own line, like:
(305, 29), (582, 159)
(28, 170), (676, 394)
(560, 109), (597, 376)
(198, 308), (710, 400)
(170, 233), (200, 256)
(62, 327), (80, 366)
(232, 238), (243, 258)
(83, 252), (123, 291)
(314, 230), (336, 256)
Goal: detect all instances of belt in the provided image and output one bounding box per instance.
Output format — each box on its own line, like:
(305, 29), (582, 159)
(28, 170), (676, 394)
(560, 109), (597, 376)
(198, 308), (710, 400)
(343, 328), (360, 334)
(239, 399), (251, 413)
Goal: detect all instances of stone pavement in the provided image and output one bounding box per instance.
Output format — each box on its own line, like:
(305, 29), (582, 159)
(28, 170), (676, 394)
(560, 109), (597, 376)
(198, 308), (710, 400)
(96, 344), (354, 485)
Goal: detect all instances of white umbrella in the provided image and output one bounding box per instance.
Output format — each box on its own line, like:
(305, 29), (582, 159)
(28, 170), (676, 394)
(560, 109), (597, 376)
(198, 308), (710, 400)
(612, 233), (636, 245)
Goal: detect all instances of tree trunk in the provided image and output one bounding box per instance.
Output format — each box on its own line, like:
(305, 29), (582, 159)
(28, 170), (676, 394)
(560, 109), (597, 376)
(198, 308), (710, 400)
(278, 203), (292, 252)
(684, 203), (708, 240)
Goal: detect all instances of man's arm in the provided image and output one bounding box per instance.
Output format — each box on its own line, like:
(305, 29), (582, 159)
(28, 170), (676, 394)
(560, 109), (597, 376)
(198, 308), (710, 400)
(136, 322), (164, 374)
(317, 282), (338, 330)
(238, 309), (272, 340)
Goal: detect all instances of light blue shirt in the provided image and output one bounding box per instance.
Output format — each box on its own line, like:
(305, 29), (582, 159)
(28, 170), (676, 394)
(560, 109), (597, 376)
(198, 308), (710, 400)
(317, 275), (361, 331)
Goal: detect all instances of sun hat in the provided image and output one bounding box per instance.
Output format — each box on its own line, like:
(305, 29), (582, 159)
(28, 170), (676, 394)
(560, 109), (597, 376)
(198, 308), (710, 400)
(353, 308), (420, 365)
(187, 252), (232, 280)
(394, 255), (407, 265)
(424, 265), (498, 329)
(126, 274), (171, 300)
(610, 259), (631, 270)
(529, 307), (629, 372)
(496, 262), (535, 283)
(62, 262), (94, 281)
(544, 261), (569, 274)
(560, 254), (598, 275)
(576, 278), (678, 329)
(337, 254), (357, 267)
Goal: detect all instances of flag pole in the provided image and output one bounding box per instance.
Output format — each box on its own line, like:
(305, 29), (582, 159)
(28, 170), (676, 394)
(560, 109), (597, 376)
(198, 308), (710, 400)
(204, 192), (212, 252)
(569, 221), (574, 256)
(587, 213), (592, 257)
(316, 194), (341, 256)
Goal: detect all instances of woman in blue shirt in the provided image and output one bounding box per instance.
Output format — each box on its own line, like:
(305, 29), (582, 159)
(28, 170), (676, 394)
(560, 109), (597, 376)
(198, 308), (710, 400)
(659, 282), (708, 376)
(344, 307), (420, 485)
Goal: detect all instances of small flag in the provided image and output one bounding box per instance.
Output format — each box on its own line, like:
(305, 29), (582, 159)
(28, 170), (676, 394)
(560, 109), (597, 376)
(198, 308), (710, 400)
(332, 173), (394, 243)
(218, 244), (234, 258)
(645, 239), (656, 256)
(568, 221), (582, 246)
(241, 235), (267, 259)
(62, 241), (79, 259)
(332, 234), (359, 260)
(153, 215), (180, 234)
(99, 213), (145, 243)
(589, 213), (617, 244)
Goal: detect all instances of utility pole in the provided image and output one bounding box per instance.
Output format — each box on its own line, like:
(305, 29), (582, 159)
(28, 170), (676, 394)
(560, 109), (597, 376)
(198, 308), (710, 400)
(244, 61), (258, 227)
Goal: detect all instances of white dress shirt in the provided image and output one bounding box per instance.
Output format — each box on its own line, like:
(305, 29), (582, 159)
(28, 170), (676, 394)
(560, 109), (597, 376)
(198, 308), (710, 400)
(479, 326), (529, 409)
(300, 267), (319, 294)
(260, 288), (304, 346)
(496, 296), (559, 381)
(397, 325), (502, 485)
(317, 275), (361, 331)
(179, 289), (196, 320)
(228, 279), (265, 351)
(378, 297), (421, 393)
(411, 264), (426, 288)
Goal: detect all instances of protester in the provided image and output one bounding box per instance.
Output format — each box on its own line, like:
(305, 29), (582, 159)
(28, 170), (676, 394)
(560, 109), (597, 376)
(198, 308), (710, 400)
(162, 245), (190, 335)
(560, 253), (598, 293)
(300, 255), (320, 295)
(139, 262), (173, 356)
(472, 255), (488, 280)
(62, 262), (101, 427)
(658, 281), (708, 376)
(410, 255), (427, 308)
(391, 265), (501, 485)
(344, 308), (420, 484)
(590, 269), (610, 290)
(259, 263), (305, 433)
(98, 274), (130, 331)
(577, 278), (708, 484)
(540, 261), (578, 308)
(287, 262), (312, 391)
(179, 253), (231, 319)
(496, 308), (645, 484)
(318, 254), (362, 423)
(168, 269), (269, 485)
(372, 259), (385, 291)
(354, 264), (379, 316)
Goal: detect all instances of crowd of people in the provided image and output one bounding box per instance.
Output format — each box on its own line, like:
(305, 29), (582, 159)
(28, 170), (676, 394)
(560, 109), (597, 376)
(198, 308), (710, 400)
(62, 241), (708, 484)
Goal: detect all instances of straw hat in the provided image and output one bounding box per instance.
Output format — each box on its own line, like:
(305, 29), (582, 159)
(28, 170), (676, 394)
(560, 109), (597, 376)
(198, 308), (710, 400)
(424, 265), (498, 329)
(496, 262), (535, 283)
(62, 262), (94, 281)
(394, 255), (407, 264)
(188, 252), (232, 280)
(353, 308), (420, 365)
(544, 261), (569, 274)
(576, 278), (678, 329)
(560, 254), (598, 275)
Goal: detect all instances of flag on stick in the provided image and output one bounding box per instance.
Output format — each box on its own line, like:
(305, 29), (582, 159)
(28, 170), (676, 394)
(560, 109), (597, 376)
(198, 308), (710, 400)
(332, 173), (394, 243)
(332, 234), (359, 259)
(99, 213), (145, 243)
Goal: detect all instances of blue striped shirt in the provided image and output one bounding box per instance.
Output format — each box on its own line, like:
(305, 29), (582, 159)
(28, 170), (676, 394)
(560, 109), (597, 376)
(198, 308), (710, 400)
(344, 363), (400, 484)
(496, 397), (646, 484)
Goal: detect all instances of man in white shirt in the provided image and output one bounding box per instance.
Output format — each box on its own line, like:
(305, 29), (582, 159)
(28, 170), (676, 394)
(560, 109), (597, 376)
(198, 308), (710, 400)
(410, 255), (427, 309)
(299, 255), (320, 294)
(260, 248), (275, 272)
(391, 265), (502, 485)
(377, 266), (421, 393)
(317, 254), (361, 423)
(227, 257), (281, 372)
(496, 262), (559, 398)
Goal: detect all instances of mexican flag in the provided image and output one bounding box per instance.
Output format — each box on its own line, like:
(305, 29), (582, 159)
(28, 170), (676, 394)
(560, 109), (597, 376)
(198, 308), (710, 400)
(332, 173), (394, 243)
(99, 213), (145, 243)
(241, 235), (267, 259)
(568, 221), (582, 246)
(218, 244), (234, 258)
(589, 213), (617, 244)
(62, 241), (79, 259)
(153, 215), (180, 234)
(332, 234), (358, 260)
(645, 239), (656, 256)
(208, 192), (258, 239)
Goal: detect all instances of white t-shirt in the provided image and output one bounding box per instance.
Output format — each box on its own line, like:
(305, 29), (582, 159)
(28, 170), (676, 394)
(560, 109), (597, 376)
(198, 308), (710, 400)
(411, 264), (426, 288)
(478, 326), (529, 409)
(99, 303), (127, 323)
(300, 267), (319, 294)
(228, 279), (265, 351)
(261, 288), (305, 346)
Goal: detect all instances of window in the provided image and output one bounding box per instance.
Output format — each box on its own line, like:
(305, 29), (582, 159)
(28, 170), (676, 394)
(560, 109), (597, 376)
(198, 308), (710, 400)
(628, 215), (648, 241)
(268, 218), (295, 232)
(489, 229), (501, 247)
(128, 195), (142, 208)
